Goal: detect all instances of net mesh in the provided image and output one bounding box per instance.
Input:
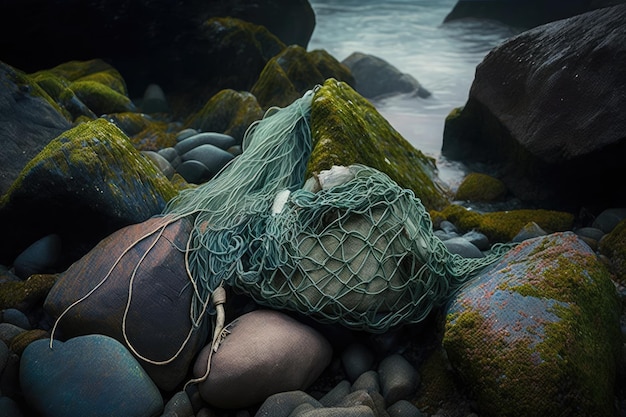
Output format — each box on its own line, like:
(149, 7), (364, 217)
(161, 88), (514, 333)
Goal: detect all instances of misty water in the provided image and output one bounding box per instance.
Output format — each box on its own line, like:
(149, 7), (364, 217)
(307, 0), (521, 188)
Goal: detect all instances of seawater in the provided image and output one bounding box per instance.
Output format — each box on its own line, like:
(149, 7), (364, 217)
(307, 0), (520, 188)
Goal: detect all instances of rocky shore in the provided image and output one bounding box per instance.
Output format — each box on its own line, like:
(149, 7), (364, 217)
(1, 2), (625, 417)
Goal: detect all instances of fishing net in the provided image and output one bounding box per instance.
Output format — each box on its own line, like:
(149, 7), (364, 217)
(161, 87), (514, 333)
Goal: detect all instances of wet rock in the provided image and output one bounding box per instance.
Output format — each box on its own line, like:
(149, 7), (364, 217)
(442, 5), (626, 210)
(20, 335), (163, 417)
(12, 234), (62, 279)
(444, 232), (621, 416)
(44, 216), (207, 391)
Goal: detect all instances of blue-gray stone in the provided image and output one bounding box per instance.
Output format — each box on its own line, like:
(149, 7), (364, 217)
(442, 237), (484, 258)
(351, 370), (380, 395)
(175, 132), (237, 154)
(341, 343), (375, 382)
(255, 391), (322, 417)
(320, 380), (351, 407)
(378, 354), (419, 406)
(574, 227), (605, 242)
(1, 309), (30, 330)
(461, 230), (490, 251)
(162, 391), (194, 417)
(157, 147), (180, 164)
(141, 84), (169, 114)
(0, 340), (9, 372)
(0, 323), (25, 345)
(141, 151), (175, 179)
(180, 144), (234, 180)
(176, 160), (211, 184)
(439, 220), (458, 234)
(176, 128), (199, 142)
(20, 335), (163, 417)
(13, 234), (62, 279)
(387, 399), (424, 417)
(592, 208), (626, 234)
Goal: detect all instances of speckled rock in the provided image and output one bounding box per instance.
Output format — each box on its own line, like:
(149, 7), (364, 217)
(309, 79), (450, 211)
(20, 335), (163, 417)
(44, 216), (208, 391)
(193, 309), (332, 409)
(443, 232), (621, 417)
(0, 118), (178, 269)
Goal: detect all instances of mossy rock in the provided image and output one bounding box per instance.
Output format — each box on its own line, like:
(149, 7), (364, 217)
(0, 274), (58, 311)
(598, 218), (626, 284)
(127, 119), (179, 151)
(63, 80), (134, 116)
(308, 78), (450, 211)
(430, 204), (574, 242)
(454, 172), (507, 202)
(186, 89), (264, 144)
(0, 118), (178, 267)
(251, 46), (355, 109)
(35, 59), (129, 96)
(106, 112), (152, 136)
(10, 329), (49, 356)
(416, 347), (464, 415)
(443, 232), (621, 417)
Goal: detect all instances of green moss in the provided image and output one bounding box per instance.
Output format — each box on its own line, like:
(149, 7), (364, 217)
(416, 348), (460, 414)
(0, 274), (58, 310)
(308, 78), (450, 211)
(445, 236), (621, 416)
(1, 118), (178, 207)
(599, 218), (626, 284)
(39, 59), (128, 94)
(445, 106), (464, 121)
(454, 172), (507, 202)
(186, 89), (264, 142)
(64, 80), (133, 115)
(431, 204), (574, 242)
(130, 120), (178, 151)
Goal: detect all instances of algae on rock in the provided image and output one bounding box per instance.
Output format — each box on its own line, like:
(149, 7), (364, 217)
(309, 78), (450, 211)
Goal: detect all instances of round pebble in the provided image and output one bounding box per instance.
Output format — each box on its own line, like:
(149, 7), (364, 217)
(175, 132), (237, 154)
(341, 343), (375, 382)
(378, 354), (420, 405)
(1, 309), (30, 330)
(13, 234), (62, 279)
(442, 237), (484, 258)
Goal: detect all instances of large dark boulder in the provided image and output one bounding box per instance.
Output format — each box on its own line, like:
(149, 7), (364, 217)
(443, 0), (626, 28)
(442, 5), (626, 212)
(0, 0), (314, 104)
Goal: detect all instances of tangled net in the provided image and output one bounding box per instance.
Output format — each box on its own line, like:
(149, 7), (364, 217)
(162, 88), (513, 333)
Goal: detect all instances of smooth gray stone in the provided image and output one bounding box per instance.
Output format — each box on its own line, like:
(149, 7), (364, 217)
(0, 340), (9, 373)
(176, 128), (199, 142)
(342, 343), (375, 382)
(351, 370), (380, 395)
(176, 160), (210, 184)
(592, 208), (626, 234)
(142, 151), (175, 179)
(175, 132), (237, 154)
(378, 354), (420, 406)
(512, 221), (547, 243)
(13, 234), (62, 279)
(337, 390), (384, 416)
(461, 230), (490, 251)
(443, 237), (484, 258)
(288, 403), (318, 417)
(0, 323), (25, 345)
(320, 380), (351, 407)
(298, 406), (375, 417)
(180, 144), (234, 180)
(158, 147), (179, 163)
(1, 309), (30, 330)
(141, 84), (169, 114)
(255, 391), (322, 417)
(574, 227), (605, 242)
(439, 220), (458, 234)
(433, 230), (459, 241)
(161, 391), (194, 417)
(387, 399), (424, 417)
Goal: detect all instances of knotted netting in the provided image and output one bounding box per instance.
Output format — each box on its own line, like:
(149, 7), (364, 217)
(162, 87), (513, 333)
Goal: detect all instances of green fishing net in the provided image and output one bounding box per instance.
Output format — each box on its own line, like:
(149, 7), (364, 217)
(162, 88), (513, 333)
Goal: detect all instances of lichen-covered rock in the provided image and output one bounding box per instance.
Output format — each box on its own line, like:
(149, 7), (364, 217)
(309, 79), (450, 211)
(252, 45), (355, 109)
(454, 172), (506, 202)
(0, 61), (72, 196)
(0, 118), (178, 268)
(430, 204), (574, 242)
(599, 218), (626, 284)
(443, 232), (621, 417)
(442, 5), (626, 210)
(44, 216), (207, 391)
(185, 89), (264, 144)
(62, 80), (135, 116)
